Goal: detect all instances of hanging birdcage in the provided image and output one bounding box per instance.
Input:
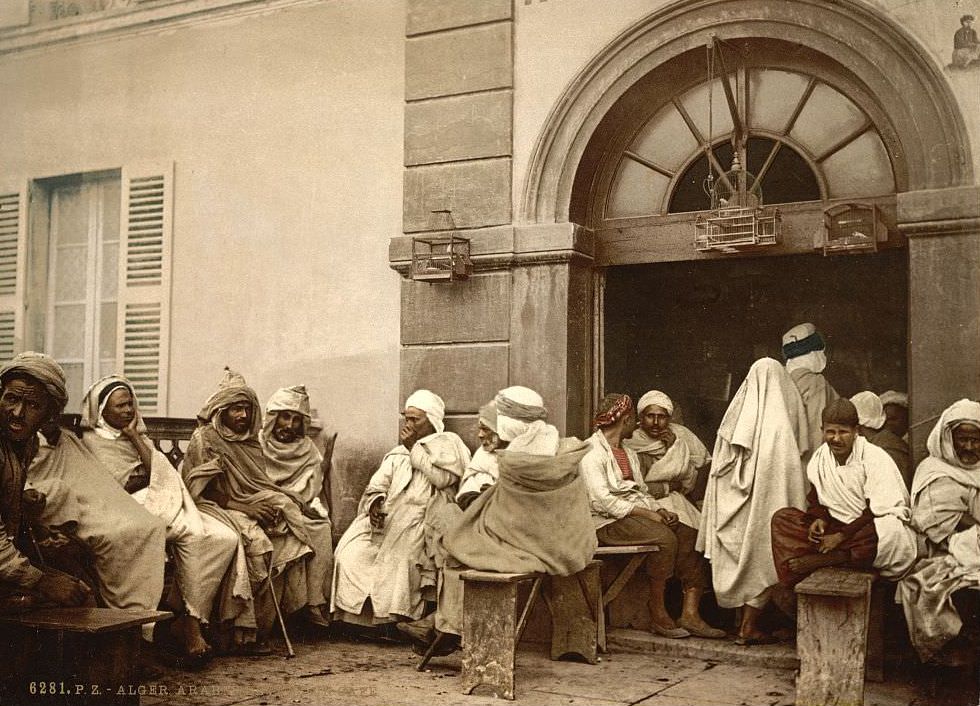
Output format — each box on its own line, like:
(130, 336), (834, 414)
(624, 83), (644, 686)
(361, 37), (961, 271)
(695, 155), (781, 253)
(819, 203), (884, 255)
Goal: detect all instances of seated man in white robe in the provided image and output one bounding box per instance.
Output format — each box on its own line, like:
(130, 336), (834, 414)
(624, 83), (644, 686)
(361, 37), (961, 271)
(258, 385), (333, 628)
(331, 390), (469, 626)
(900, 399), (980, 665)
(625, 390), (710, 504)
(80, 375), (239, 664)
(771, 398), (916, 590)
(454, 401), (502, 511)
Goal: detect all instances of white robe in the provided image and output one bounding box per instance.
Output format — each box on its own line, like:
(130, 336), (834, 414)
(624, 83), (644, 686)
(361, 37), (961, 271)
(807, 436), (917, 578)
(697, 358), (810, 608)
(330, 432), (468, 623)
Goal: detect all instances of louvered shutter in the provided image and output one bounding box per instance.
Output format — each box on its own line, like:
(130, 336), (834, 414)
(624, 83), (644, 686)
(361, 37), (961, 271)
(116, 163), (173, 414)
(0, 185), (26, 364)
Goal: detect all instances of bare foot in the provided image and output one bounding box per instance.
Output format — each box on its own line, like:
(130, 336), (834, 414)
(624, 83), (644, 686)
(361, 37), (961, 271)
(175, 614), (211, 659)
(786, 551), (847, 575)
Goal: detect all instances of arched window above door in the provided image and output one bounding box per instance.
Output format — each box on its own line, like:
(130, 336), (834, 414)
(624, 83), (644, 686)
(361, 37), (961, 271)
(601, 69), (896, 220)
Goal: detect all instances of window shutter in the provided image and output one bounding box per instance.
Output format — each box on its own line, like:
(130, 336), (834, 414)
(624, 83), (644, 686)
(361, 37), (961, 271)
(116, 163), (173, 414)
(0, 186), (26, 364)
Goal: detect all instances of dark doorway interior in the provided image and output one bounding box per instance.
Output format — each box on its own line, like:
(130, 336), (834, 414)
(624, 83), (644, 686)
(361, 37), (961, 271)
(603, 250), (908, 447)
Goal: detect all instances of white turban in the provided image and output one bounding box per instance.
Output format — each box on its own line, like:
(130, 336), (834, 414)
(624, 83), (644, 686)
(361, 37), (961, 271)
(495, 385), (547, 442)
(405, 389), (446, 434)
(851, 391), (886, 430)
(637, 390), (674, 416)
(266, 384), (312, 419)
(879, 390), (908, 408)
(783, 322), (827, 374)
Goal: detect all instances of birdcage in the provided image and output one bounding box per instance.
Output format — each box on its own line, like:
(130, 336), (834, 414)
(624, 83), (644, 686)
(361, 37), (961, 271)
(820, 203), (884, 255)
(410, 233), (472, 282)
(694, 155), (781, 253)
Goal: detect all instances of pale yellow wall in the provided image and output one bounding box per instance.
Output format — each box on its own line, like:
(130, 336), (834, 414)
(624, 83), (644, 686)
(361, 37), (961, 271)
(0, 0), (406, 452)
(512, 0), (980, 212)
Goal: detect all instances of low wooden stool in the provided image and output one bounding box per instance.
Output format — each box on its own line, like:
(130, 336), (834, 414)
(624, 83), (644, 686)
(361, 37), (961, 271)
(795, 568), (873, 706)
(593, 545), (659, 651)
(460, 570), (543, 700)
(0, 607), (171, 706)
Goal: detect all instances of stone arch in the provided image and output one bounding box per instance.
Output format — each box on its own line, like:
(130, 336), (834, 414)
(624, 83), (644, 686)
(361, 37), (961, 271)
(520, 0), (973, 225)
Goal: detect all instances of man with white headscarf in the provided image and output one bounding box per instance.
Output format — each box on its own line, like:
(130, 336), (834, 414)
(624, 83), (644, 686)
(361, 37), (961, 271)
(259, 385), (333, 627)
(783, 323), (838, 456)
(79, 375), (238, 663)
(454, 401), (502, 511)
(899, 399), (980, 664)
(879, 390), (910, 442)
(697, 358), (810, 644)
(183, 369), (330, 653)
(851, 390), (911, 488)
(625, 390), (710, 505)
(331, 390), (469, 626)
(21, 358), (167, 627)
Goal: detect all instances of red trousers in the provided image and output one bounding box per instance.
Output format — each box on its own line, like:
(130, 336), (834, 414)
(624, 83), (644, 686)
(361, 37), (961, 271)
(770, 507), (877, 588)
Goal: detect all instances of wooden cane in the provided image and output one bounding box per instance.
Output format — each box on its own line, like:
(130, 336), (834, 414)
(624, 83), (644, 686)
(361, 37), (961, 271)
(266, 555), (295, 658)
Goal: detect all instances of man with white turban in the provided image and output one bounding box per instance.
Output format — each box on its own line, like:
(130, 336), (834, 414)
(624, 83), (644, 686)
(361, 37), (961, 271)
(259, 385), (333, 627)
(879, 390), (910, 441)
(900, 399), (980, 664)
(783, 323), (838, 455)
(582, 393), (724, 639)
(183, 369), (331, 653)
(851, 391), (911, 488)
(331, 390), (470, 626)
(79, 375), (238, 663)
(625, 390), (710, 505)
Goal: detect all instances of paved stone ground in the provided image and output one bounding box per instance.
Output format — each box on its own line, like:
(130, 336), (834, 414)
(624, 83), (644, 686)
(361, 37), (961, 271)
(137, 628), (977, 706)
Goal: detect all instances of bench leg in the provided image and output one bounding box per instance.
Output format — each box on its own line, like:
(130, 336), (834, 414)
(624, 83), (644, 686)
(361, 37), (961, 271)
(865, 583), (888, 683)
(462, 581), (520, 700)
(547, 564), (600, 664)
(796, 591), (870, 706)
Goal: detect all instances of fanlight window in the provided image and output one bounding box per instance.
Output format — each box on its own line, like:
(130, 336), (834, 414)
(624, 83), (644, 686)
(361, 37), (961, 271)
(604, 69), (895, 220)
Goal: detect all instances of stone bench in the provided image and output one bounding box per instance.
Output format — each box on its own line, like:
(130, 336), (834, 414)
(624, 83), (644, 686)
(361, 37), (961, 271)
(458, 560), (601, 700)
(593, 544), (660, 651)
(0, 607), (171, 705)
(795, 567), (888, 706)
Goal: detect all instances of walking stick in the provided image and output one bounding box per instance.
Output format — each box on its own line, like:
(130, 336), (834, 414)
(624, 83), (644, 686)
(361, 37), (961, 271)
(266, 554), (296, 658)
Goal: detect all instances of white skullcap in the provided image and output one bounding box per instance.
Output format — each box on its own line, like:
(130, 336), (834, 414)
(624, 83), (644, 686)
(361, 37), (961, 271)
(850, 391), (886, 430)
(879, 390), (908, 408)
(405, 389), (446, 434)
(495, 385), (547, 442)
(637, 390), (673, 416)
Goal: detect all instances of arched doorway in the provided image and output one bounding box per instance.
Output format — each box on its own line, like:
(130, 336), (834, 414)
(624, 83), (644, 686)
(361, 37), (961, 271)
(520, 0), (972, 444)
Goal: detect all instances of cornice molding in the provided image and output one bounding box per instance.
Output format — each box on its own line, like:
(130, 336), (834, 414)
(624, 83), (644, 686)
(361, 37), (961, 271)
(0, 0), (320, 56)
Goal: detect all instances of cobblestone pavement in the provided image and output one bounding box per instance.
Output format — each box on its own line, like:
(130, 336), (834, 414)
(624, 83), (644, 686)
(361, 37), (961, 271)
(136, 628), (971, 706)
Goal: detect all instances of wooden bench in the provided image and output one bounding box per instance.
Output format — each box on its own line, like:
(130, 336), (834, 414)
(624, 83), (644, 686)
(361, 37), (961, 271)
(795, 568), (889, 706)
(593, 544), (659, 651)
(0, 607), (171, 705)
(458, 560), (601, 700)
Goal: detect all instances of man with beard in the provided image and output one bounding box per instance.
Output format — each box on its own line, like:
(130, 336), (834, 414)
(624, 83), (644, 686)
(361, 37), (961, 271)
(182, 369), (332, 653)
(900, 399), (980, 665)
(625, 390), (710, 504)
(258, 385), (333, 628)
(782, 323), (839, 457)
(0, 353), (91, 609)
(771, 398), (915, 588)
(79, 375), (239, 663)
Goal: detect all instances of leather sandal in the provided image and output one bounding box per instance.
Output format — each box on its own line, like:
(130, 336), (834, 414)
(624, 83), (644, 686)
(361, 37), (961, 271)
(650, 621), (690, 639)
(678, 618), (726, 639)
